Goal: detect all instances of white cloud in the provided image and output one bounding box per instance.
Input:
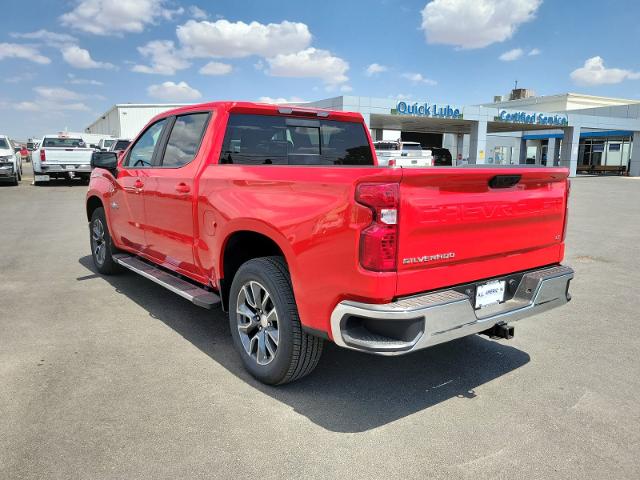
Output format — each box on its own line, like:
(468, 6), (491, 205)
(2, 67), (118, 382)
(4, 72), (36, 83)
(147, 81), (202, 101)
(199, 61), (233, 76)
(257, 96), (305, 104)
(402, 72), (437, 86)
(132, 40), (190, 75)
(60, 0), (181, 36)
(34, 86), (83, 101)
(365, 63), (387, 76)
(10, 30), (77, 48)
(13, 86), (91, 113)
(499, 48), (524, 61)
(340, 85), (353, 92)
(528, 48), (541, 56)
(66, 73), (104, 85)
(189, 5), (208, 19)
(15, 101), (90, 112)
(570, 56), (640, 86)
(177, 19), (312, 58)
(61, 45), (115, 69)
(0, 43), (51, 64)
(267, 48), (349, 85)
(421, 0), (542, 49)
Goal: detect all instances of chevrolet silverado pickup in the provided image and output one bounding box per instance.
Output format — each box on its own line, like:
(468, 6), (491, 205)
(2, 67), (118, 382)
(86, 101), (574, 385)
(34, 134), (93, 184)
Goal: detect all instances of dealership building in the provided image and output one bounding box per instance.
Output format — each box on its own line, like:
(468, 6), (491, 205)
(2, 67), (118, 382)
(86, 92), (640, 177)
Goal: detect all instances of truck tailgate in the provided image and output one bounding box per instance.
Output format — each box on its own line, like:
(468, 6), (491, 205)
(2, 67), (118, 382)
(43, 147), (93, 164)
(396, 167), (569, 296)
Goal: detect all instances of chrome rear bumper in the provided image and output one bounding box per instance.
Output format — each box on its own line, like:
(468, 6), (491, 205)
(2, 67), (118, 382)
(330, 265), (574, 355)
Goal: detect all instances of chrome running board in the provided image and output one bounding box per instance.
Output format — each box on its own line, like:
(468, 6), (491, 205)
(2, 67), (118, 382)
(113, 254), (221, 309)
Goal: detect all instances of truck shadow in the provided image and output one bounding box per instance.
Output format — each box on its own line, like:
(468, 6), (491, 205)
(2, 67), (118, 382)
(78, 255), (530, 433)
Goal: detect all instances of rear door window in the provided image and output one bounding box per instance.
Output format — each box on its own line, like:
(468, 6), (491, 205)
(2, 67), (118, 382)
(220, 114), (373, 166)
(160, 113), (209, 168)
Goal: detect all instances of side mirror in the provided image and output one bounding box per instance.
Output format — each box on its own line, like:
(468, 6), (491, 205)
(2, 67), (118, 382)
(91, 151), (118, 172)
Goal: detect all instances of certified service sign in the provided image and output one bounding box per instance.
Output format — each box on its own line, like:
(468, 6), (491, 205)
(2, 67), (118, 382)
(497, 109), (568, 126)
(392, 101), (462, 119)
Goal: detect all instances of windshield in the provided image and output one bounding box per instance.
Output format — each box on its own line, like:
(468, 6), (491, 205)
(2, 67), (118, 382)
(401, 144), (422, 151)
(0, 139), (9, 149)
(43, 138), (86, 148)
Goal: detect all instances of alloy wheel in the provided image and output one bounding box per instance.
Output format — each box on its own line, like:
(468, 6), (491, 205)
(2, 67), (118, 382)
(236, 281), (279, 365)
(91, 219), (106, 266)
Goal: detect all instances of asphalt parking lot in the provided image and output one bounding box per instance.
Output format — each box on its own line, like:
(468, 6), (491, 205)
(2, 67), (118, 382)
(1, 165), (639, 479)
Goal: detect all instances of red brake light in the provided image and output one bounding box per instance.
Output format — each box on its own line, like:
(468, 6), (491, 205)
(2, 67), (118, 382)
(561, 178), (570, 241)
(388, 158), (396, 167)
(40, 149), (46, 162)
(356, 183), (399, 272)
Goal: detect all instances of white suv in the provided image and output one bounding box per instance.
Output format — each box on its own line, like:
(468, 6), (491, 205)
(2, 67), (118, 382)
(0, 135), (22, 186)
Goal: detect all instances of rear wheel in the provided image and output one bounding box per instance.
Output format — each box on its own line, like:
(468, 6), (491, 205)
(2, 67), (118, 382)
(90, 207), (121, 275)
(229, 257), (323, 385)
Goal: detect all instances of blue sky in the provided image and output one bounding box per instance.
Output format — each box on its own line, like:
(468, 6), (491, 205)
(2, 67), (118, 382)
(1, 0), (639, 139)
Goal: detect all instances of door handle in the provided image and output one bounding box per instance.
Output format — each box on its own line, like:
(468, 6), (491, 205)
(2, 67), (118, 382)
(175, 183), (190, 193)
(134, 179), (144, 189)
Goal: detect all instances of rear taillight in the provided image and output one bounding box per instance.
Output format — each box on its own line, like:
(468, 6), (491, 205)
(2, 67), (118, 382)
(40, 149), (46, 162)
(388, 158), (397, 167)
(356, 183), (399, 272)
(561, 179), (570, 241)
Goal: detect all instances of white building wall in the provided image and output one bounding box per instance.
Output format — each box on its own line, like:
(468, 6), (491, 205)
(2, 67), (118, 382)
(86, 104), (190, 139)
(119, 105), (188, 138)
(85, 107), (120, 137)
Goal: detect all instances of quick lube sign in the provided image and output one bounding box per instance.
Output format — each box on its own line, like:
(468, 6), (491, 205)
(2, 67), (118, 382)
(497, 109), (568, 126)
(393, 101), (462, 119)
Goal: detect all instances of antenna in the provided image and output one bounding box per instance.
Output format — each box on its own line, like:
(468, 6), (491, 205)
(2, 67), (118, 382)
(514, 80), (518, 90)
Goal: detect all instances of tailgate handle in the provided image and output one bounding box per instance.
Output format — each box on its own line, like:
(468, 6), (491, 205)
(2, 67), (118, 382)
(489, 175), (521, 189)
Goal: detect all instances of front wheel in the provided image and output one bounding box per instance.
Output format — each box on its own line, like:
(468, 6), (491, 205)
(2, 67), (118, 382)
(89, 207), (121, 275)
(229, 257), (323, 385)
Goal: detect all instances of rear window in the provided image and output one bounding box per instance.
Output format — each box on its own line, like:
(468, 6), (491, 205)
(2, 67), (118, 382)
(113, 140), (130, 150)
(220, 114), (374, 166)
(374, 142), (398, 151)
(103, 139), (115, 148)
(401, 143), (422, 151)
(43, 138), (86, 148)
(0, 139), (9, 149)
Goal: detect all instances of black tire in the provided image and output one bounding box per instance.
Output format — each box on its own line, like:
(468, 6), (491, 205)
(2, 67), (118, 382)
(229, 256), (323, 385)
(11, 175), (18, 186)
(89, 207), (122, 275)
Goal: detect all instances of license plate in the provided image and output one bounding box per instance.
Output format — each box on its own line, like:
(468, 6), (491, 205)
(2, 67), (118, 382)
(475, 280), (506, 308)
(34, 175), (50, 181)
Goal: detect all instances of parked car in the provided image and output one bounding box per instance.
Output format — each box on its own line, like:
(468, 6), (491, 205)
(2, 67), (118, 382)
(374, 140), (433, 167)
(96, 138), (116, 151)
(428, 147), (453, 166)
(109, 139), (131, 156)
(0, 135), (23, 185)
(87, 101), (574, 385)
(33, 134), (94, 185)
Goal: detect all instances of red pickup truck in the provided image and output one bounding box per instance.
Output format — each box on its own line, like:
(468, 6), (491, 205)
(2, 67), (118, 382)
(86, 101), (574, 385)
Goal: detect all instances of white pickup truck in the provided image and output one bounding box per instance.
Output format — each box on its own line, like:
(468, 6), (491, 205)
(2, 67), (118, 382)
(373, 140), (433, 167)
(33, 135), (94, 185)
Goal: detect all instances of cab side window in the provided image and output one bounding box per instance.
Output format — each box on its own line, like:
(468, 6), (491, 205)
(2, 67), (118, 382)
(160, 113), (209, 168)
(124, 118), (167, 168)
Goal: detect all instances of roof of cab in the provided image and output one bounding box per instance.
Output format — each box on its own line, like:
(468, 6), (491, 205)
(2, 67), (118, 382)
(150, 101), (364, 124)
